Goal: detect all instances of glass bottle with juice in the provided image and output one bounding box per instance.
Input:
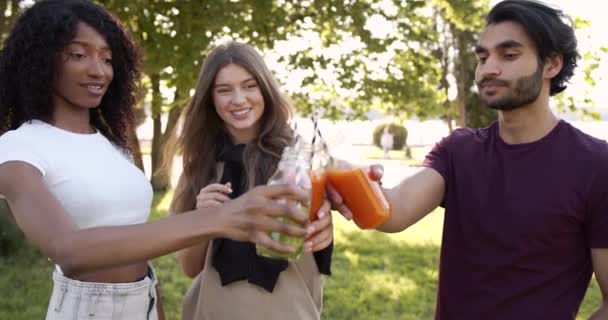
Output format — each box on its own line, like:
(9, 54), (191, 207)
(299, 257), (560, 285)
(308, 141), (331, 221)
(324, 140), (391, 230)
(256, 142), (312, 261)
(326, 165), (391, 229)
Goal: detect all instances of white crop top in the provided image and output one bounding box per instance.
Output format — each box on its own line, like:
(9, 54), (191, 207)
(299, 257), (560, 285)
(0, 120), (152, 229)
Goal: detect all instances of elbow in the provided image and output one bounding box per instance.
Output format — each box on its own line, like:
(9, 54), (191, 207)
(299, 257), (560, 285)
(181, 262), (203, 279)
(50, 239), (87, 277)
(183, 269), (200, 279)
(178, 252), (204, 279)
(177, 244), (208, 278)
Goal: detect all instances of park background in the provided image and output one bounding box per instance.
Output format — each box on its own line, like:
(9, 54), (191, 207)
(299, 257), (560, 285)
(1, 0), (607, 318)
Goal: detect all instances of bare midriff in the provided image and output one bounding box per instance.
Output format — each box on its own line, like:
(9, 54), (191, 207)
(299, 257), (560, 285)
(67, 261), (149, 283)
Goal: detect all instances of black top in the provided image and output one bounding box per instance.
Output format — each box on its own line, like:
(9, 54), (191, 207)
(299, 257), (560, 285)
(211, 140), (333, 292)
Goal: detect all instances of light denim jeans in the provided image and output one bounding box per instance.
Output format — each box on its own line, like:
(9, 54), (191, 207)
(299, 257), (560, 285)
(45, 267), (158, 320)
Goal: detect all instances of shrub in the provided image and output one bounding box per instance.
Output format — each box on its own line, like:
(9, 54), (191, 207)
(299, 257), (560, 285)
(373, 123), (408, 150)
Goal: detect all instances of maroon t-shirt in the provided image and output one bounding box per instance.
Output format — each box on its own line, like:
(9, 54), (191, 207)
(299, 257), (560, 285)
(423, 120), (608, 319)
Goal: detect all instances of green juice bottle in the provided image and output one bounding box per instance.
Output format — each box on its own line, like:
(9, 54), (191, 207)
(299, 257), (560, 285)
(256, 142), (312, 261)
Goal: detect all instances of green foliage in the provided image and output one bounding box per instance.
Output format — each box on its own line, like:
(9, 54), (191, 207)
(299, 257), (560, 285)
(0, 199), (25, 257)
(552, 20), (604, 120)
(466, 92), (496, 128)
(1, 1), (24, 44)
(0, 246), (53, 319)
(372, 123), (408, 150)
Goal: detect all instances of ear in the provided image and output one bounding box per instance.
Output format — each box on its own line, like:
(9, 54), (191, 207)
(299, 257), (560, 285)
(544, 54), (563, 79)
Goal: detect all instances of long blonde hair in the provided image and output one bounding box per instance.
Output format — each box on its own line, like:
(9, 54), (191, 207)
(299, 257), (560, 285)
(167, 42), (294, 213)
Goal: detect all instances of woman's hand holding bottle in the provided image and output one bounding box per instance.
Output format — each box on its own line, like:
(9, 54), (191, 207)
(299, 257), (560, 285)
(206, 184), (310, 255)
(304, 199), (333, 252)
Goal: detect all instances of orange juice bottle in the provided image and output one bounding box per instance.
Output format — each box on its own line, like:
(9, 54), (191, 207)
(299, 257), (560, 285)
(308, 136), (331, 221)
(326, 167), (391, 229)
(309, 172), (327, 221)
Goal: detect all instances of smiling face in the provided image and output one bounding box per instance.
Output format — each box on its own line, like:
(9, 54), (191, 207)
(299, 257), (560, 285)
(52, 22), (113, 114)
(213, 63), (265, 144)
(474, 21), (544, 111)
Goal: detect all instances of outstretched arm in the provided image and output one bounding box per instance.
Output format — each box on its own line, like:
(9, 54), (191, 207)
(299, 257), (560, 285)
(0, 161), (309, 278)
(378, 167), (445, 233)
(328, 165), (445, 233)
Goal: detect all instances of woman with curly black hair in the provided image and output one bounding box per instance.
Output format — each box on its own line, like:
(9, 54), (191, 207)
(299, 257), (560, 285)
(0, 1), (310, 319)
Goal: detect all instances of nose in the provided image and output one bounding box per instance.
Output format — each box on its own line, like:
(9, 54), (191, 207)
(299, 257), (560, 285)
(231, 89), (247, 105)
(477, 56), (501, 80)
(87, 56), (107, 78)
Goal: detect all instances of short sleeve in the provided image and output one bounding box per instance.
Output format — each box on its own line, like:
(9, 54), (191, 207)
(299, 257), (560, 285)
(586, 152), (608, 248)
(422, 134), (451, 182)
(0, 132), (47, 176)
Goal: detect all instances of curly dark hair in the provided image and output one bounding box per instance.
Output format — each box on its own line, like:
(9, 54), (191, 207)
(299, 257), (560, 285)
(486, 0), (579, 96)
(0, 0), (141, 150)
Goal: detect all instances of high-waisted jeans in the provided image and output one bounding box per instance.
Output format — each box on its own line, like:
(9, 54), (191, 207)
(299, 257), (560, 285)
(45, 267), (158, 320)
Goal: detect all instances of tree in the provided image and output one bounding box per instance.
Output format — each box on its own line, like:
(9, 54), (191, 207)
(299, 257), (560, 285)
(1, 0), (23, 43)
(275, 0), (491, 127)
(100, 0), (310, 191)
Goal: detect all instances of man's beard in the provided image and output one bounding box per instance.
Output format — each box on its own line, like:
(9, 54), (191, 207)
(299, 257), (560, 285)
(477, 65), (543, 111)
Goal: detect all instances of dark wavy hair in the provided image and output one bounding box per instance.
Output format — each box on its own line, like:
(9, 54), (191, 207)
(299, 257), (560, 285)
(486, 0), (579, 96)
(0, 0), (141, 150)
(167, 42), (294, 213)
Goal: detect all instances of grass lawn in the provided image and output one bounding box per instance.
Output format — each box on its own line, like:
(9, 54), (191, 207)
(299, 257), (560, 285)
(0, 192), (602, 319)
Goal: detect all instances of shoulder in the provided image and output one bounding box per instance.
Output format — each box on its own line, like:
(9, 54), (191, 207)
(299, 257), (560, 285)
(0, 121), (43, 149)
(560, 121), (608, 157)
(441, 122), (496, 148)
(558, 122), (608, 179)
(0, 121), (57, 176)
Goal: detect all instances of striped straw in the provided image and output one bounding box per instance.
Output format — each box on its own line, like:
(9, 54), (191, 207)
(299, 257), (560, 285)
(293, 121), (299, 145)
(309, 115), (331, 168)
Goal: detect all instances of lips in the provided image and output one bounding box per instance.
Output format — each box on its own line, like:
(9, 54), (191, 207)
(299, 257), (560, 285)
(230, 108), (252, 119)
(81, 82), (106, 96)
(479, 79), (508, 88)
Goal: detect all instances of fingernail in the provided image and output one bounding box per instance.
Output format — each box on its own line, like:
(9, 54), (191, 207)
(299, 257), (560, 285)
(318, 210), (326, 218)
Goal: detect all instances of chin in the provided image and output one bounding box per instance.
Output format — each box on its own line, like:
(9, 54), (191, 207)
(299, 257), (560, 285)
(80, 100), (104, 109)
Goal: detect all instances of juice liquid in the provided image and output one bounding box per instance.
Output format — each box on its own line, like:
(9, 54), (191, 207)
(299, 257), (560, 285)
(326, 167), (391, 229)
(256, 201), (307, 260)
(309, 173), (327, 221)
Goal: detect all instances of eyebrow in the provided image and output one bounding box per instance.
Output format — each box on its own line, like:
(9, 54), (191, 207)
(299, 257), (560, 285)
(475, 40), (524, 54)
(213, 77), (257, 88)
(68, 40), (111, 52)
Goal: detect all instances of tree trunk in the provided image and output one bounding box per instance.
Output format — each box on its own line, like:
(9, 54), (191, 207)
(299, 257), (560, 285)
(446, 117), (454, 133)
(149, 73), (168, 191)
(0, 1), (8, 37)
(150, 78), (184, 191)
(9, 0), (19, 24)
(156, 93), (183, 189)
(433, 9), (456, 134)
(127, 123), (144, 172)
(453, 26), (475, 128)
(162, 90), (182, 145)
